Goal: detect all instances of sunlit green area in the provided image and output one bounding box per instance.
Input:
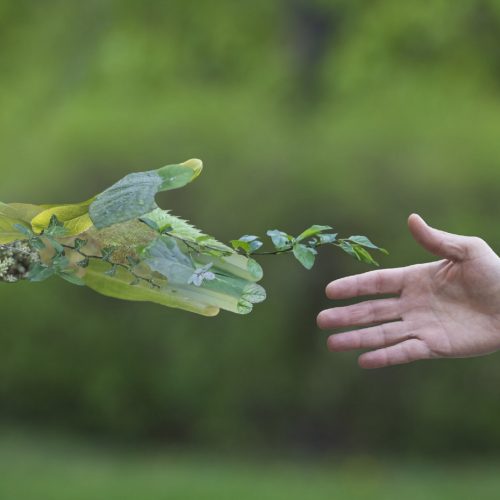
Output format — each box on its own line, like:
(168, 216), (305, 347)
(1, 0), (500, 497)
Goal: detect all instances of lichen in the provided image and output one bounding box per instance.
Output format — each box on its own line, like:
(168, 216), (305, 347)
(0, 240), (40, 283)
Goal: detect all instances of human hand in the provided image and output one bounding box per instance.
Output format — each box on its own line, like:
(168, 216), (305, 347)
(317, 214), (500, 368)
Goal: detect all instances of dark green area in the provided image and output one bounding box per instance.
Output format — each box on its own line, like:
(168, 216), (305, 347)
(1, 0), (500, 458)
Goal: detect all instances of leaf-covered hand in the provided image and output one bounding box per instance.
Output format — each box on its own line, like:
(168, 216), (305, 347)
(318, 214), (500, 368)
(0, 158), (386, 317)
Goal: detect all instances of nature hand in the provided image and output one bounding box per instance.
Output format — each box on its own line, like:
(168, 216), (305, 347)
(317, 214), (500, 368)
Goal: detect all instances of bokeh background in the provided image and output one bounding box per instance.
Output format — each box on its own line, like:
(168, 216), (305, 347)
(1, 0), (500, 498)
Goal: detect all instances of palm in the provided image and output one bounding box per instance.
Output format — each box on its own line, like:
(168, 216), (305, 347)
(317, 215), (500, 368)
(401, 257), (500, 357)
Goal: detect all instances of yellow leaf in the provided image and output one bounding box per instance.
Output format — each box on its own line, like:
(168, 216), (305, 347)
(31, 198), (95, 236)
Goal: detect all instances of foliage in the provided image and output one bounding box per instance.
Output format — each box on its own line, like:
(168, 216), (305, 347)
(0, 160), (386, 316)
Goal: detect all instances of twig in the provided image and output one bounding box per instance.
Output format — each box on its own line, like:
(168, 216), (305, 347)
(61, 244), (161, 289)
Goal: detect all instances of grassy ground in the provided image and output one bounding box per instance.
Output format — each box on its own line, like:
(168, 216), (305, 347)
(0, 429), (499, 500)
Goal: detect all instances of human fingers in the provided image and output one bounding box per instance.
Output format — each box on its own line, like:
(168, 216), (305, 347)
(358, 338), (432, 369)
(408, 213), (488, 261)
(325, 268), (405, 300)
(317, 298), (401, 329)
(327, 321), (410, 352)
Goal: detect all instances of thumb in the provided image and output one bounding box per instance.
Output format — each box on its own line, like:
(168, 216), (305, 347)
(408, 214), (479, 261)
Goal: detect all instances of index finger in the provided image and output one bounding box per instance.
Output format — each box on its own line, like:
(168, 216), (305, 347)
(326, 268), (405, 299)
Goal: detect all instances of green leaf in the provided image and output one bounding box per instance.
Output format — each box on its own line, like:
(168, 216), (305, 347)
(241, 283), (266, 305)
(230, 236), (263, 254)
(57, 271), (85, 286)
(292, 244), (317, 270)
(45, 214), (69, 237)
(51, 255), (69, 269)
(157, 160), (203, 190)
(230, 239), (251, 254)
(46, 236), (65, 255)
(30, 237), (46, 250)
(139, 217), (160, 233)
(249, 242), (263, 253)
(246, 259), (263, 280)
(143, 236), (195, 283)
(339, 240), (357, 259)
(195, 253), (263, 282)
(352, 244), (380, 267)
(237, 283), (267, 314)
(13, 223), (33, 238)
(296, 225), (332, 243)
(89, 159), (203, 229)
(101, 247), (116, 261)
(266, 230), (291, 250)
(318, 233), (338, 244)
(205, 248), (232, 258)
(77, 257), (90, 268)
(74, 238), (88, 250)
(142, 208), (232, 253)
(196, 235), (212, 244)
(238, 235), (259, 242)
(27, 264), (56, 282)
(348, 235), (388, 255)
(105, 264), (117, 277)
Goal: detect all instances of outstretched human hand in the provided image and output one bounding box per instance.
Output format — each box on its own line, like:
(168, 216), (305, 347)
(317, 214), (500, 368)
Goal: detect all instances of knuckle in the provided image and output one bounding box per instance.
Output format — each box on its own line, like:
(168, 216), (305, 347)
(380, 323), (390, 345)
(352, 303), (370, 322)
(373, 273), (382, 294)
(464, 236), (480, 247)
(469, 236), (487, 249)
(464, 236), (491, 259)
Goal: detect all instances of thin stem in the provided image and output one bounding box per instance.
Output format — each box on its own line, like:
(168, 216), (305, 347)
(169, 233), (232, 256)
(251, 248), (293, 256)
(251, 241), (343, 256)
(166, 233), (345, 258)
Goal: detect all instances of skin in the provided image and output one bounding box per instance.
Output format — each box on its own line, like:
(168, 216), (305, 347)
(317, 214), (500, 369)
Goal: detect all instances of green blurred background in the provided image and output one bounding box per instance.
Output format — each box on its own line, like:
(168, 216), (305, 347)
(2, 0), (500, 498)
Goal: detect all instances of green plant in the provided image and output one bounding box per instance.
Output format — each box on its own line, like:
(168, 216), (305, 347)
(0, 159), (386, 316)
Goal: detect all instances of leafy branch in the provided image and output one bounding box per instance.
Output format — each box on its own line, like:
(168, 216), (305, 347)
(140, 218), (387, 273)
(230, 226), (388, 269)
